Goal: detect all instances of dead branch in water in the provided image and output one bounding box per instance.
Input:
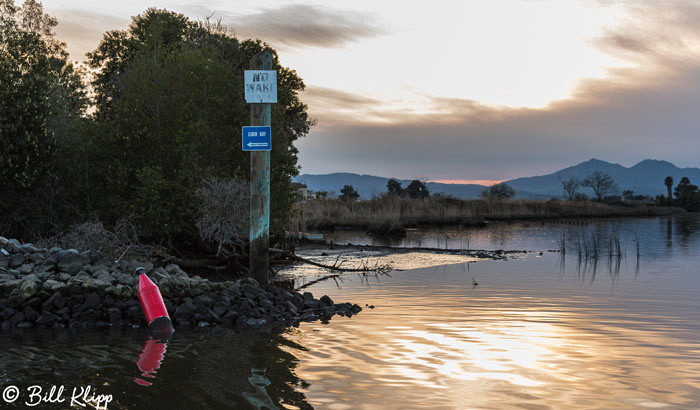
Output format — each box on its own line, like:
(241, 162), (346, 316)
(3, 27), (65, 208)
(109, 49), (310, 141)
(270, 248), (393, 273)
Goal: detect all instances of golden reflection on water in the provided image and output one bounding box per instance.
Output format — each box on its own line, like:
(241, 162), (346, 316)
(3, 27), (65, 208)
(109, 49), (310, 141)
(282, 260), (700, 409)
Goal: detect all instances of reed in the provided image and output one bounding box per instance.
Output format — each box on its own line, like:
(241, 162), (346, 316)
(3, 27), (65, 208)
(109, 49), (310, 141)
(291, 196), (678, 233)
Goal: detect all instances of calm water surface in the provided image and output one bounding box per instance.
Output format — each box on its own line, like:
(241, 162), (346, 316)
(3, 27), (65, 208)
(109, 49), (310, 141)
(0, 216), (698, 409)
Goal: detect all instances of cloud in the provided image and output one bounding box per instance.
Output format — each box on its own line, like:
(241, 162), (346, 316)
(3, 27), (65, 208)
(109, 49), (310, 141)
(51, 10), (129, 61)
(297, 1), (700, 180)
(224, 4), (385, 49)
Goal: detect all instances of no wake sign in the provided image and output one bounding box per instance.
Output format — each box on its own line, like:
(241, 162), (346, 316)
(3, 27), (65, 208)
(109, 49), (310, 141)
(244, 70), (277, 103)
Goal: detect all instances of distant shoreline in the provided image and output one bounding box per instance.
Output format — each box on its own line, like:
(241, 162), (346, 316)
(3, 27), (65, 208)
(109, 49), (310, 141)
(292, 197), (684, 235)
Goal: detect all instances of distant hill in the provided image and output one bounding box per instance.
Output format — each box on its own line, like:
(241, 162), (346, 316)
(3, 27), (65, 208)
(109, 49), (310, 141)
(295, 159), (700, 200)
(293, 173), (487, 199)
(507, 158), (700, 198)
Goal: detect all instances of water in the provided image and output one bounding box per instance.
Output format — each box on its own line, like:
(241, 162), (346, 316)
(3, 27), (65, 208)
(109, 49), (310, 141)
(0, 215), (698, 409)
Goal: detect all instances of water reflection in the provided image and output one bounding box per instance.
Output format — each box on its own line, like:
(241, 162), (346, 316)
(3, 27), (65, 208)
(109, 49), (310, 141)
(0, 327), (315, 409)
(289, 257), (700, 409)
(315, 216), (700, 260)
(134, 338), (169, 386)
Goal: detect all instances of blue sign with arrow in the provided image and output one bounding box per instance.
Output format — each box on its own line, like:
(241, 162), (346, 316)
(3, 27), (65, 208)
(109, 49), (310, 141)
(242, 126), (271, 151)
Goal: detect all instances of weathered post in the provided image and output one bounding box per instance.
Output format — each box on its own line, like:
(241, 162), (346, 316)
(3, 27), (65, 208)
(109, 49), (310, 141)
(245, 49), (275, 286)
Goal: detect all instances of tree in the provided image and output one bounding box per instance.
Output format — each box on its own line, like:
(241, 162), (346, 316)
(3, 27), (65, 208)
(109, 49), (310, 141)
(84, 9), (313, 241)
(664, 176), (674, 202)
(405, 180), (429, 199)
(581, 171), (618, 201)
(315, 191), (328, 200)
(340, 185), (359, 201)
(386, 179), (404, 197)
(622, 190), (635, 201)
(673, 177), (699, 209)
(481, 183), (515, 200)
(560, 176), (581, 200)
(0, 0), (87, 237)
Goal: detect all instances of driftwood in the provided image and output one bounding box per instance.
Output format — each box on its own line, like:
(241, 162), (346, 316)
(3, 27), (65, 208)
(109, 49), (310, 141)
(162, 245), (392, 280)
(269, 248), (392, 273)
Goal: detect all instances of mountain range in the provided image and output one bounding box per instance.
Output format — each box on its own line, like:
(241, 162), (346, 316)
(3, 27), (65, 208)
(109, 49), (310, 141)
(293, 159), (700, 199)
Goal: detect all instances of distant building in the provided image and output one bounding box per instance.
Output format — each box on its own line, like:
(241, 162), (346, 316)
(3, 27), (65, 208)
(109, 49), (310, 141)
(291, 182), (311, 201)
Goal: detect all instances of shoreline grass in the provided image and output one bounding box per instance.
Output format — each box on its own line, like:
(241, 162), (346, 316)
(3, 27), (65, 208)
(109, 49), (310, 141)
(290, 197), (682, 234)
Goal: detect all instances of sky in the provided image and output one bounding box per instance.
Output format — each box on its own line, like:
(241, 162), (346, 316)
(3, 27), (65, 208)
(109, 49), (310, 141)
(41, 0), (700, 183)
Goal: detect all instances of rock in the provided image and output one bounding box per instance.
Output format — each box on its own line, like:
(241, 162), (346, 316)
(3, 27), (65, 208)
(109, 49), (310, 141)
(285, 301), (298, 315)
(28, 253), (45, 265)
(79, 251), (94, 264)
(0, 251), (9, 268)
(49, 293), (67, 309)
(9, 253), (25, 268)
(304, 299), (321, 309)
(57, 249), (79, 261)
(350, 304), (363, 314)
(81, 278), (111, 291)
(107, 307), (121, 323)
(43, 280), (66, 292)
(7, 294), (24, 307)
(36, 312), (58, 327)
(19, 278), (39, 299)
(193, 295), (214, 308)
(320, 295), (334, 306)
(0, 273), (16, 281)
(83, 293), (101, 309)
(95, 272), (113, 284)
(151, 267), (170, 281)
(57, 249), (90, 274)
(19, 263), (34, 274)
(5, 239), (21, 253)
(165, 264), (189, 279)
(125, 306), (142, 320)
(9, 312), (25, 327)
(174, 302), (197, 320)
(300, 311), (318, 321)
(236, 277), (259, 288)
(245, 317), (267, 327)
(1, 307), (14, 320)
(0, 279), (20, 293)
(23, 306), (39, 321)
(16, 321), (33, 329)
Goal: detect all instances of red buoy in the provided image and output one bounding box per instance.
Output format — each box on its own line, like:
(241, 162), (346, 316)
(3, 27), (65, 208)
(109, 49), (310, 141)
(136, 267), (174, 337)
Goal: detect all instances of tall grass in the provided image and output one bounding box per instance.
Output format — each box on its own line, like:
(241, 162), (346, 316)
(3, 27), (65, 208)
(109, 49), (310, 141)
(291, 196), (678, 233)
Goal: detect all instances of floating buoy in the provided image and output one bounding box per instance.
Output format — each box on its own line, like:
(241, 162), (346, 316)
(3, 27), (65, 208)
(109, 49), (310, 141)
(136, 267), (174, 338)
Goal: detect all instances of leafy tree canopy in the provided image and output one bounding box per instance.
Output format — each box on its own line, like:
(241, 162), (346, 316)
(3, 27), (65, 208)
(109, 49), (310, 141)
(481, 183), (515, 200)
(340, 185), (360, 201)
(0, 0), (86, 237)
(405, 180), (429, 199)
(84, 9), (314, 242)
(386, 179), (404, 197)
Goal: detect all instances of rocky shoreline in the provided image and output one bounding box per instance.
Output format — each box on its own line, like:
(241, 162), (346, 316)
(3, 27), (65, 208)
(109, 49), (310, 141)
(0, 237), (362, 331)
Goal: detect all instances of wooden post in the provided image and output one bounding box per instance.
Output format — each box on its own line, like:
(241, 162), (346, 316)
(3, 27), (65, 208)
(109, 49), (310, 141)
(249, 50), (272, 286)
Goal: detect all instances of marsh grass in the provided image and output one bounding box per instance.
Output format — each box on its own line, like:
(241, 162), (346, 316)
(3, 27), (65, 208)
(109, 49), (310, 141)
(293, 196), (676, 233)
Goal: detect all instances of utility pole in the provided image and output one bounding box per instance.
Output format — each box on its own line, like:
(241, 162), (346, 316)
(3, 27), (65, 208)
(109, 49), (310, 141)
(245, 49), (276, 286)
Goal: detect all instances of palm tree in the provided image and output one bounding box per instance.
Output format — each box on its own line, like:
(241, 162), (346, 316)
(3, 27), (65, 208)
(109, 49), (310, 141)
(664, 176), (674, 202)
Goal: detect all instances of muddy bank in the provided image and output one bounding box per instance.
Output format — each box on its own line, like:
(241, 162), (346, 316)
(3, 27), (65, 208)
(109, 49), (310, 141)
(0, 237), (361, 331)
